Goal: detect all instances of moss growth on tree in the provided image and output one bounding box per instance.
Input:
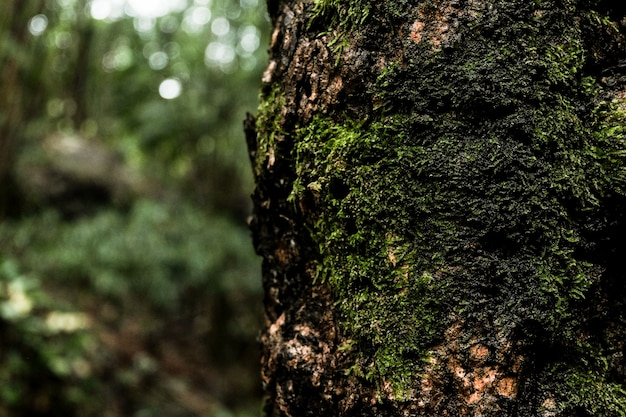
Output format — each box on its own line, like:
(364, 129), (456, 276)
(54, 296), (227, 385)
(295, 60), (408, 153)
(310, 0), (371, 28)
(253, 85), (287, 174)
(276, 0), (626, 411)
(292, 117), (447, 399)
(255, 0), (626, 413)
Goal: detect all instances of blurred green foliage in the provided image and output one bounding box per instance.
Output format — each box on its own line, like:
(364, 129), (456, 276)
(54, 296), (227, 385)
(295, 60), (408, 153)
(4, 200), (260, 310)
(7, 0), (267, 202)
(0, 0), (267, 415)
(0, 258), (97, 416)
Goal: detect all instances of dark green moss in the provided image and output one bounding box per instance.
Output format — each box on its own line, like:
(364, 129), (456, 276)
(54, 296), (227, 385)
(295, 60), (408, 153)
(534, 365), (626, 417)
(310, 0), (371, 29)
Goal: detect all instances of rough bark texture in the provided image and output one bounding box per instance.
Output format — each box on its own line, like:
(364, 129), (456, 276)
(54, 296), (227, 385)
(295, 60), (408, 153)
(247, 1), (626, 415)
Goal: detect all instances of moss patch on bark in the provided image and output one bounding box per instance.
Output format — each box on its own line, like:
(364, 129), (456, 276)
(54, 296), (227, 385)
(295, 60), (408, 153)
(254, 0), (626, 413)
(282, 0), (626, 411)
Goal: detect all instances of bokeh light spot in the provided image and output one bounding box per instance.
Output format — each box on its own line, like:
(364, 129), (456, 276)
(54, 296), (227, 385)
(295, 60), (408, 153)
(90, 0), (112, 20)
(211, 17), (230, 37)
(159, 78), (182, 99)
(240, 0), (258, 8)
(205, 42), (235, 65)
(191, 6), (211, 26)
(102, 43), (134, 72)
(159, 15), (180, 33)
(126, 0), (169, 18)
(55, 32), (74, 49)
(28, 14), (49, 36)
(149, 51), (169, 70)
(142, 41), (160, 59)
(239, 26), (259, 54)
(134, 17), (156, 33)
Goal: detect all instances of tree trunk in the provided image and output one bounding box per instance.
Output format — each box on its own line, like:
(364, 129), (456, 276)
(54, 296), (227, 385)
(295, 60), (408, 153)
(0, 0), (46, 217)
(247, 1), (626, 415)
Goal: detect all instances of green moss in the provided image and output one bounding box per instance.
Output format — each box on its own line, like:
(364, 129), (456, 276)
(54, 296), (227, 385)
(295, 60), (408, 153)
(254, 85), (286, 173)
(539, 365), (626, 416)
(564, 371), (626, 416)
(308, 0), (371, 67)
(589, 97), (626, 194)
(310, 0), (371, 29)
(292, 116), (448, 399)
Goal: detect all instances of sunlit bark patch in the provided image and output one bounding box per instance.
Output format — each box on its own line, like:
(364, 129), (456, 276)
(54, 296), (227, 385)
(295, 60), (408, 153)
(409, 0), (483, 50)
(413, 321), (523, 415)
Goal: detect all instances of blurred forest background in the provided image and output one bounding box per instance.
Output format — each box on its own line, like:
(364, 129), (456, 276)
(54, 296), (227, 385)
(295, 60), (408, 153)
(0, 0), (267, 416)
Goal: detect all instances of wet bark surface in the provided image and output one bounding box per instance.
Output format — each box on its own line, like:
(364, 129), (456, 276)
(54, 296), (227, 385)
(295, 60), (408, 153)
(248, 1), (626, 415)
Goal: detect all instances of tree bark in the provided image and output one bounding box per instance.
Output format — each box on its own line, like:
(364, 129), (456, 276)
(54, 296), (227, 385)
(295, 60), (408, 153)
(247, 1), (626, 415)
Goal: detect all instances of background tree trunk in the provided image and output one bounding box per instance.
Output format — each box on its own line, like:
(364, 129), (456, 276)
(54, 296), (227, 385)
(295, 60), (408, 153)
(0, 1), (46, 216)
(248, 0), (626, 415)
